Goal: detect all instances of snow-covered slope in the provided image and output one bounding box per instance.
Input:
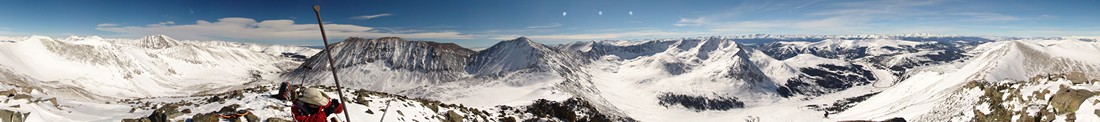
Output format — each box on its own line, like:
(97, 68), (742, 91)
(0, 35), (316, 101)
(6, 34), (1100, 122)
(0, 83), (627, 122)
(285, 37), (476, 92)
(282, 35), (988, 121)
(834, 39), (1100, 121)
(467, 37), (586, 78)
(286, 37), (587, 112)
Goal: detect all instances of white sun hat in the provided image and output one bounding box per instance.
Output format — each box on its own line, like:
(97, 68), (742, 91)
(298, 88), (330, 106)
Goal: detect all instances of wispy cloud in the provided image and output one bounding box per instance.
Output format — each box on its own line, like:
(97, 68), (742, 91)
(492, 30), (699, 41)
(673, 0), (824, 25)
(0, 27), (84, 37)
(0, 28), (21, 36)
(672, 0), (1037, 35)
(526, 23), (563, 29)
(351, 13), (393, 20)
(96, 17), (472, 41)
(952, 12), (1020, 22)
(96, 23), (118, 27)
(146, 21), (176, 27)
(673, 17), (709, 26)
(710, 16), (870, 33)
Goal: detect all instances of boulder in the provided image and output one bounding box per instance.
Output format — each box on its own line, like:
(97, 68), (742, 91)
(123, 103), (183, 122)
(10, 94), (31, 100)
(190, 112), (220, 122)
(1050, 86), (1094, 115)
(445, 110), (463, 122)
(206, 96), (222, 103)
(218, 104), (241, 113)
(0, 109), (29, 122)
(1066, 72), (1088, 84)
(1094, 110), (1099, 119)
(355, 95), (369, 106)
(0, 89), (15, 97)
(264, 118), (292, 122)
(244, 112), (259, 122)
(120, 118), (150, 122)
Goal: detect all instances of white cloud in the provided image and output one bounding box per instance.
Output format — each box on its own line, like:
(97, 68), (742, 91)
(146, 21), (176, 27)
(675, 0), (1029, 35)
(351, 13), (393, 20)
(96, 17), (472, 41)
(952, 12), (1020, 22)
(495, 30), (698, 41)
(807, 9), (892, 16)
(709, 16), (870, 33)
(673, 17), (709, 26)
(96, 23), (119, 27)
(526, 23), (563, 29)
(791, 16), (869, 29)
(0, 27), (33, 36)
(0, 30), (20, 36)
(489, 35), (523, 40)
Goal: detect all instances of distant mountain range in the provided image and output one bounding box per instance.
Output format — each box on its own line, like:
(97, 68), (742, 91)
(0, 34), (1098, 121)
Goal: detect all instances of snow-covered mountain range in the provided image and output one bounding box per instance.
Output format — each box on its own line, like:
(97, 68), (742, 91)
(0, 35), (317, 101)
(0, 34), (1098, 122)
(285, 35), (1099, 121)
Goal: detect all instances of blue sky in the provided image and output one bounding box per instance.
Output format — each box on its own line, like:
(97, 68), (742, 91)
(1, 0), (1098, 48)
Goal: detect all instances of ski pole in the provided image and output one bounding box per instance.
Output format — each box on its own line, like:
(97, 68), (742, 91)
(312, 4), (353, 122)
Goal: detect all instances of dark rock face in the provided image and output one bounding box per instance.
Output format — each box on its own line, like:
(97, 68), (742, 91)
(560, 40), (677, 60)
(656, 93), (745, 111)
(296, 37), (474, 73)
(465, 37), (588, 77)
(465, 37), (551, 76)
(728, 47), (775, 88)
(662, 63), (690, 75)
(280, 52), (309, 61)
(137, 35), (182, 49)
(464, 37), (592, 85)
(121, 103), (186, 122)
(521, 98), (628, 122)
(287, 37), (477, 85)
(806, 92), (880, 114)
(777, 64), (876, 97)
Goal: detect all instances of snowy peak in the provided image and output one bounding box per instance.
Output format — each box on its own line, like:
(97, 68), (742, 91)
(0, 35), (311, 100)
(375, 37), (469, 52)
(489, 36), (547, 51)
(973, 40), (1100, 82)
(138, 35), (182, 49)
(295, 37), (474, 72)
(286, 36), (593, 93)
(61, 35), (105, 42)
(465, 37), (585, 77)
(285, 37), (476, 91)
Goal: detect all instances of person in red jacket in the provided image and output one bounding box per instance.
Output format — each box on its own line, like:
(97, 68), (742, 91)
(293, 88), (345, 122)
